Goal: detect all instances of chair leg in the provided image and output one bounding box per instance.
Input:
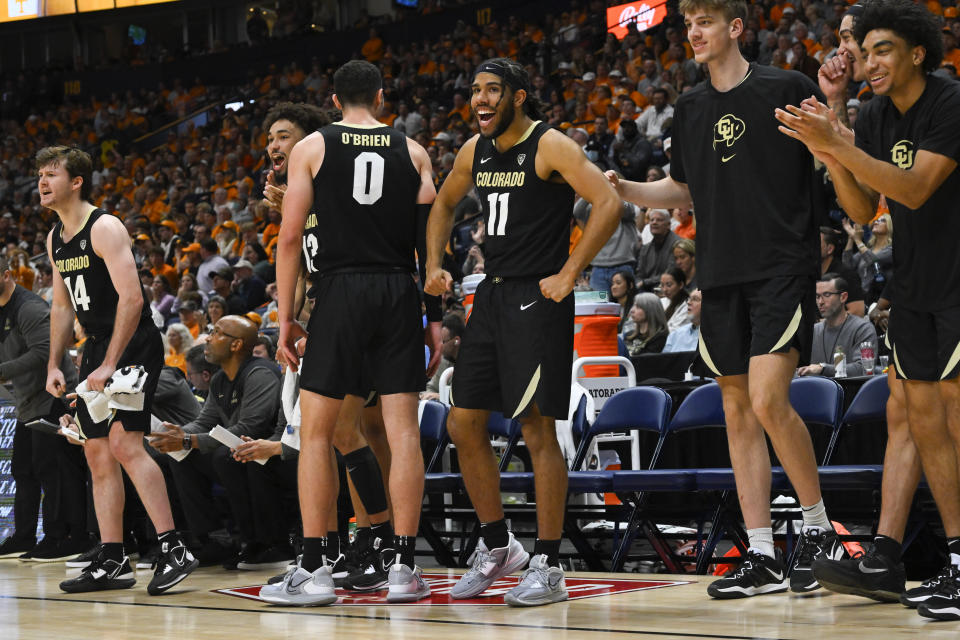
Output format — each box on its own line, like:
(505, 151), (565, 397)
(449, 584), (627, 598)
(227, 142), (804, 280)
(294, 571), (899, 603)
(564, 515), (606, 572)
(419, 519), (457, 567)
(641, 520), (686, 574)
(696, 491), (731, 575)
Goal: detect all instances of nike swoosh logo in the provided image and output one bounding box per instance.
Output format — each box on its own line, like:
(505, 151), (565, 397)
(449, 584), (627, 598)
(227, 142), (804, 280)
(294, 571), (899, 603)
(520, 301), (537, 311)
(480, 157), (492, 164)
(858, 561), (889, 574)
(768, 570), (785, 581)
(722, 154), (736, 163)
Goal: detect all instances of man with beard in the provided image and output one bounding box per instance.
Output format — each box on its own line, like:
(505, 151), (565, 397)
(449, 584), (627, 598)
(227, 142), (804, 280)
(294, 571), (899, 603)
(779, 0), (960, 617)
(424, 58), (621, 606)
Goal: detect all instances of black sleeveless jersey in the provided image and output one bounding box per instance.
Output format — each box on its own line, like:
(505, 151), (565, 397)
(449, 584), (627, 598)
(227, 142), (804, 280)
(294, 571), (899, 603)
(51, 208), (152, 337)
(472, 121), (576, 278)
(306, 123), (421, 275)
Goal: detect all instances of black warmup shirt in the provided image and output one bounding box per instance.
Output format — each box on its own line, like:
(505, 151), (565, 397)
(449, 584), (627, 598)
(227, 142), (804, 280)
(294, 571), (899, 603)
(671, 63), (823, 290)
(307, 123), (421, 275)
(854, 74), (960, 312)
(50, 208), (152, 337)
(472, 121), (576, 278)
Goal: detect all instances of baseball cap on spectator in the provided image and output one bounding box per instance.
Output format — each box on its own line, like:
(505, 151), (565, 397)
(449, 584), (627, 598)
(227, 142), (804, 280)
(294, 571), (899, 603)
(181, 242), (201, 253)
(846, 99), (861, 108)
(946, 7), (958, 18)
(782, 6), (795, 14)
(234, 259), (255, 271)
(582, 72), (596, 81)
(245, 311), (262, 326)
(609, 70), (623, 78)
(213, 265), (234, 280)
(160, 220), (178, 232)
(433, 131), (453, 142)
(135, 233), (150, 242)
(179, 300), (199, 313)
(221, 220), (239, 232)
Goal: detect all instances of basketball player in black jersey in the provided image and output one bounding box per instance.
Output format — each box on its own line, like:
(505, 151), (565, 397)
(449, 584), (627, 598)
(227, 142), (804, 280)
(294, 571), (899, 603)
(424, 58), (620, 607)
(39, 146), (197, 595)
(778, 0), (960, 619)
(262, 60), (438, 606)
(260, 102), (404, 590)
(609, 0), (847, 599)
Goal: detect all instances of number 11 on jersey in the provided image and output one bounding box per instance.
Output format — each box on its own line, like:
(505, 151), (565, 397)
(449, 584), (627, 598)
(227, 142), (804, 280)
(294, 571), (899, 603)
(486, 192), (509, 236)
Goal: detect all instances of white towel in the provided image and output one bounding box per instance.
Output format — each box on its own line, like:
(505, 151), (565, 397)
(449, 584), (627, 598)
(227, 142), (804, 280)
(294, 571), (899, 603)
(279, 363), (301, 451)
(76, 365), (149, 423)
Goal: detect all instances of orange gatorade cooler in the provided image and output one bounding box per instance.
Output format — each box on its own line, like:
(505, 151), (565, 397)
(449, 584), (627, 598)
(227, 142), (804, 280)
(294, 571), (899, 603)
(574, 292), (622, 377)
(462, 273), (485, 321)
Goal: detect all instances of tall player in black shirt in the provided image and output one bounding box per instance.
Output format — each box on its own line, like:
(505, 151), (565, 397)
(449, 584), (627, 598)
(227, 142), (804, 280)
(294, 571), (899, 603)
(40, 146), (196, 595)
(264, 61), (437, 606)
(609, 0), (846, 599)
(777, 0), (960, 619)
(424, 58), (620, 606)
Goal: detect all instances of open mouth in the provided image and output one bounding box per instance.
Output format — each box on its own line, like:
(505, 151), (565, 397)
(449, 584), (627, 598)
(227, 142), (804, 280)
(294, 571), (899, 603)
(476, 109), (496, 127)
(271, 153), (286, 171)
(869, 72), (887, 86)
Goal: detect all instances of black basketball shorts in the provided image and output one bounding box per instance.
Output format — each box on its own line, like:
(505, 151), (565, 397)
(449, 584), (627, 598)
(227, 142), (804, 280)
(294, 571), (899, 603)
(451, 277), (574, 420)
(694, 275), (816, 378)
(888, 305), (960, 382)
(76, 321), (163, 438)
(300, 272), (425, 399)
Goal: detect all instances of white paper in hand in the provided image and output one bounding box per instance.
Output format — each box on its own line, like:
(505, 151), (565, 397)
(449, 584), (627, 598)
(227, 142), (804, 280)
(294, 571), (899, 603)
(147, 415), (191, 461)
(210, 425), (267, 465)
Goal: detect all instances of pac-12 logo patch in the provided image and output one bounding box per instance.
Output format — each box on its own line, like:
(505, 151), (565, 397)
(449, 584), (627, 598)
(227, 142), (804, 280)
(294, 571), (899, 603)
(80, 240), (87, 250)
(517, 153), (526, 166)
(713, 114), (746, 161)
(890, 140), (914, 169)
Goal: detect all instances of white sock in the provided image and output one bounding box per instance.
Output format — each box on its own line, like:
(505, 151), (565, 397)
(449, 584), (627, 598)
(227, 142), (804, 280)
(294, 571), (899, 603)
(801, 499), (832, 531)
(951, 553), (960, 568)
(747, 527), (775, 558)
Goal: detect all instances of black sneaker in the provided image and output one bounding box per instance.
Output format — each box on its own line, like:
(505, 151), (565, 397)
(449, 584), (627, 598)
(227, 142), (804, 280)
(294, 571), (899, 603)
(812, 545), (905, 602)
(918, 567), (960, 621)
(67, 543), (103, 569)
(136, 545), (160, 570)
(147, 539), (198, 595)
(222, 542), (263, 570)
(790, 527), (848, 593)
(193, 538), (235, 567)
(28, 536), (89, 563)
(0, 536), (35, 559)
(902, 564), (958, 609)
(343, 544), (396, 592)
(60, 554), (136, 593)
(707, 549), (788, 599)
(330, 553), (356, 587)
(237, 544), (295, 571)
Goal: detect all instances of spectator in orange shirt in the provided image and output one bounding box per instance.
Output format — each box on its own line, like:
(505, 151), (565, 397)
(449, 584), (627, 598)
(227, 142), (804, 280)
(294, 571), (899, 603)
(450, 92), (471, 125)
(149, 247), (179, 290)
(361, 28), (384, 62)
(673, 207), (696, 240)
(164, 323), (194, 373)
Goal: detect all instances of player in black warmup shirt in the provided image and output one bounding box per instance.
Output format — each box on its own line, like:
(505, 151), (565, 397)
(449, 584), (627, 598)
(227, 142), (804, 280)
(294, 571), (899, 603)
(777, 0), (960, 619)
(40, 146), (196, 595)
(264, 60), (438, 606)
(424, 58), (620, 607)
(610, 0), (846, 599)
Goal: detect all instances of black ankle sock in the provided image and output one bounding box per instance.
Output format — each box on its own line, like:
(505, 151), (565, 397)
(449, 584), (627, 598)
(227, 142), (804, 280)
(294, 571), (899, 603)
(371, 521), (394, 544)
(533, 539), (561, 567)
(354, 526), (372, 550)
(157, 530), (182, 548)
(947, 537), (960, 558)
(394, 535), (416, 568)
(326, 531), (340, 558)
(873, 535), (902, 563)
(479, 518), (510, 550)
(101, 542), (124, 563)
(301, 536), (327, 573)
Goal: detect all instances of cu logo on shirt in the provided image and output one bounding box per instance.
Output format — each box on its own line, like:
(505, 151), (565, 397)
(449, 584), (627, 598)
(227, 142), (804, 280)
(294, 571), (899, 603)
(890, 140), (914, 169)
(713, 114), (746, 150)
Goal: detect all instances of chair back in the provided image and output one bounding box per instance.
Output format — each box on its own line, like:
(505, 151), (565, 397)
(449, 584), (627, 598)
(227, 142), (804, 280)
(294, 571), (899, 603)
(419, 400), (449, 473)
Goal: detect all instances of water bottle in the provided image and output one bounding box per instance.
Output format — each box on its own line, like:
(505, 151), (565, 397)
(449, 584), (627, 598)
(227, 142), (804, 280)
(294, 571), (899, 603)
(872, 262), (886, 290)
(833, 345), (847, 378)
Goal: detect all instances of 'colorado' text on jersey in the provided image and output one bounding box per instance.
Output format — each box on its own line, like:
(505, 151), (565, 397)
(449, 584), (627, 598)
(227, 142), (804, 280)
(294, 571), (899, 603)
(472, 121), (575, 278)
(51, 208), (151, 337)
(306, 123), (420, 275)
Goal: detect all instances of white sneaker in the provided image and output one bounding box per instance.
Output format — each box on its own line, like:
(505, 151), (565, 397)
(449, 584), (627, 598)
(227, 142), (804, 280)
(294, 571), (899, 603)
(451, 533), (530, 599)
(259, 563), (338, 606)
(503, 554), (568, 607)
(386, 563), (431, 603)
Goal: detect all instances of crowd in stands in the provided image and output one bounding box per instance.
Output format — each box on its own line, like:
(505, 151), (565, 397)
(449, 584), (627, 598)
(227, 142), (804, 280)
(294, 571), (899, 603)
(0, 0), (958, 563)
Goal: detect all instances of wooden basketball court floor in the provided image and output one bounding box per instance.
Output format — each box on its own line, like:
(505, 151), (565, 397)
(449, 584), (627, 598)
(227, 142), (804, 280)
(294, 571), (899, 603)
(1, 560), (957, 639)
